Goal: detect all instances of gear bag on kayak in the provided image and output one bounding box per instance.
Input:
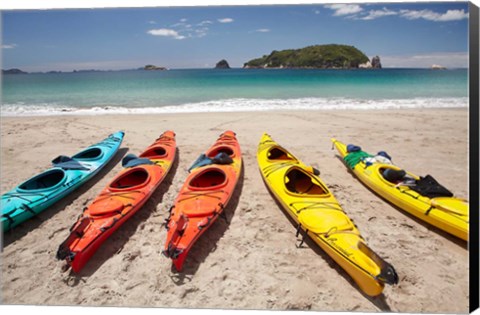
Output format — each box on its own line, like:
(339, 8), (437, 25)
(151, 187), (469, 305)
(410, 175), (454, 198)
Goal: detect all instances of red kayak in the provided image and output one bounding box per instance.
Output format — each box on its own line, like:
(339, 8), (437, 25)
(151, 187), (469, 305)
(163, 130), (242, 271)
(57, 131), (177, 273)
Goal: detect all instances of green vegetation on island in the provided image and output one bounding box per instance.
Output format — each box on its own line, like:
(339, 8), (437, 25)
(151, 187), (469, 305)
(243, 44), (371, 69)
(144, 65), (167, 71)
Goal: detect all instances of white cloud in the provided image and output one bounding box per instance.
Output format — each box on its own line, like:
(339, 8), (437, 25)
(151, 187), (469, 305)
(170, 22), (186, 27)
(324, 4), (363, 16)
(254, 28), (270, 33)
(359, 7), (397, 20)
(180, 18), (187, 22)
(147, 28), (185, 40)
(147, 20), (156, 24)
(198, 20), (213, 26)
(2, 43), (17, 49)
(195, 28), (209, 38)
(324, 5), (468, 22)
(218, 18), (234, 23)
(400, 9), (468, 22)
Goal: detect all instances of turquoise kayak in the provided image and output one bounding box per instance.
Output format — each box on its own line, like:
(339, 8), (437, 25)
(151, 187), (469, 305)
(1, 131), (125, 232)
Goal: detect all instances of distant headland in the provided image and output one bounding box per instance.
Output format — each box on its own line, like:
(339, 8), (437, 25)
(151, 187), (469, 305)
(143, 64), (168, 71)
(2, 68), (28, 75)
(243, 44), (380, 69)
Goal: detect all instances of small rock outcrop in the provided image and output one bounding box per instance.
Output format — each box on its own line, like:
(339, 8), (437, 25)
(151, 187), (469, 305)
(144, 65), (167, 71)
(371, 56), (382, 69)
(359, 61), (372, 68)
(215, 59), (231, 69)
(431, 64), (447, 70)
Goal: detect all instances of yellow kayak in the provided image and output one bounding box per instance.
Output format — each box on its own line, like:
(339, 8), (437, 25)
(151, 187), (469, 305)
(331, 138), (468, 241)
(257, 133), (398, 297)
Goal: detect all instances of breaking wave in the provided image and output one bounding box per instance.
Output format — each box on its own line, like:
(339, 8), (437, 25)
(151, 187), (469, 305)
(1, 97), (468, 117)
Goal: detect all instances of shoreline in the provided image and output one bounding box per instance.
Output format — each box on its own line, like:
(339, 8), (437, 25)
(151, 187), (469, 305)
(0, 99), (470, 118)
(1, 108), (469, 312)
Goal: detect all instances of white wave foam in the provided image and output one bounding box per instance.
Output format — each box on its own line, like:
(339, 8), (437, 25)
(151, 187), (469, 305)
(0, 97), (468, 117)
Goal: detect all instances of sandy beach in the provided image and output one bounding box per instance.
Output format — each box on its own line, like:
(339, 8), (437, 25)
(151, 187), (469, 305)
(0, 108), (469, 313)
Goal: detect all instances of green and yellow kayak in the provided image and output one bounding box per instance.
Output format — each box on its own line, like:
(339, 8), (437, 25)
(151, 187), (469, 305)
(331, 138), (468, 241)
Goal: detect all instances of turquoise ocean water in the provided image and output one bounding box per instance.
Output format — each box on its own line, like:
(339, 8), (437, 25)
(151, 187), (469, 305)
(1, 68), (468, 116)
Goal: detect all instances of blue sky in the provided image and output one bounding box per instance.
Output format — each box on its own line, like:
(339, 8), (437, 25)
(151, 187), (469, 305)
(1, 2), (470, 71)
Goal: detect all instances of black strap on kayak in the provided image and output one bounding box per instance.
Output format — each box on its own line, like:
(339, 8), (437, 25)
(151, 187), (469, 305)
(164, 205), (175, 230)
(100, 217), (120, 232)
(263, 161), (297, 178)
(101, 202), (133, 226)
(3, 192), (48, 202)
(3, 213), (15, 225)
(259, 138), (275, 146)
(197, 216), (212, 230)
(92, 134), (123, 149)
(425, 206), (434, 216)
(162, 242), (184, 259)
(62, 175), (84, 188)
(177, 190), (226, 203)
(21, 204), (36, 215)
(396, 186), (420, 200)
(295, 224), (308, 248)
(155, 133), (175, 143)
(396, 186), (436, 212)
(215, 202), (230, 223)
(93, 190), (144, 204)
(289, 201), (343, 214)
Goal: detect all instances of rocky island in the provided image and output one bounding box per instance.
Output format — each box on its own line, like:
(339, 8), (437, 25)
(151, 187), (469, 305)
(2, 68), (28, 74)
(143, 64), (167, 71)
(215, 59), (231, 69)
(243, 44), (373, 69)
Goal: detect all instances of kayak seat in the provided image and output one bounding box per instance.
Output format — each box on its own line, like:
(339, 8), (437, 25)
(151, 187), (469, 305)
(89, 198), (125, 216)
(298, 209), (353, 235)
(285, 169), (327, 195)
(381, 168), (407, 184)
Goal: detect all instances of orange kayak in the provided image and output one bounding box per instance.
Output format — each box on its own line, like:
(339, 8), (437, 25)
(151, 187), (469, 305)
(57, 131), (177, 273)
(163, 130), (242, 271)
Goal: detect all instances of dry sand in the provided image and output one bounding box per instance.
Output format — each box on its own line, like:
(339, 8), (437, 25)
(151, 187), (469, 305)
(0, 109), (470, 313)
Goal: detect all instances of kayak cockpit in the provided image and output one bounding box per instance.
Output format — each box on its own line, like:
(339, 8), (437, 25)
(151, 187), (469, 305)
(73, 147), (103, 161)
(285, 168), (329, 196)
(267, 147), (294, 161)
(139, 146), (167, 159)
(17, 169), (66, 192)
(189, 168), (227, 190)
(207, 146), (234, 159)
(110, 168), (150, 191)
